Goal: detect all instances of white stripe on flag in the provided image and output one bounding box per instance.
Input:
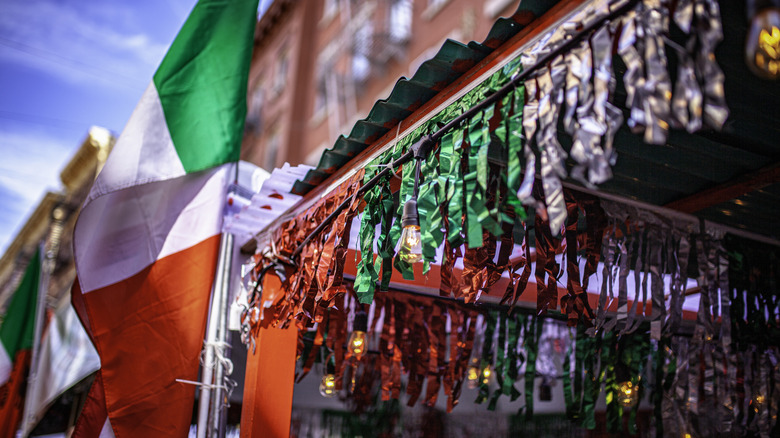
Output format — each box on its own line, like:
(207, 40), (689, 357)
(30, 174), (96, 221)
(0, 343), (11, 386)
(87, 83), (185, 204)
(76, 166), (229, 293)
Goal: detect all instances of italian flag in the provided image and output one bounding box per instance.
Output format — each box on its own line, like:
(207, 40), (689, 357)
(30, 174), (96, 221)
(72, 0), (259, 436)
(0, 250), (40, 437)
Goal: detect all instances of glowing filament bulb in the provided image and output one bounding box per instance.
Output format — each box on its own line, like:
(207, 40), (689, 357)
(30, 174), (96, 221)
(617, 380), (639, 407)
(746, 7), (780, 79)
(466, 357), (480, 389)
(348, 330), (367, 360)
(481, 365), (492, 385)
(399, 225), (423, 263)
(319, 374), (337, 398)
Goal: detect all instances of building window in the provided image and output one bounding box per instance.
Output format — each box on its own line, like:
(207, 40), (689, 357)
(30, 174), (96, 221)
(389, 0), (413, 43)
(352, 20), (373, 82)
(273, 47), (289, 95)
(423, 0), (451, 20)
(322, 0), (338, 22)
(245, 84), (264, 135)
(312, 74), (328, 121)
(264, 128), (280, 170)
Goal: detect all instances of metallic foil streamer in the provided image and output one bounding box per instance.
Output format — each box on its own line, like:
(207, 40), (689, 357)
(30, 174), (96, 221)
(593, 219), (617, 333)
(769, 349), (780, 434)
(757, 352), (771, 437)
(671, 40), (704, 132)
(674, 0), (694, 33)
(640, 0), (672, 145)
(648, 225), (664, 341)
(664, 229), (690, 336)
(625, 226), (645, 334)
(716, 240), (736, 434)
(518, 77), (538, 207)
(591, 24), (619, 179)
(695, 0), (729, 129)
(618, 9), (647, 134)
(569, 38), (602, 185)
(536, 66), (568, 234)
(563, 45), (585, 135)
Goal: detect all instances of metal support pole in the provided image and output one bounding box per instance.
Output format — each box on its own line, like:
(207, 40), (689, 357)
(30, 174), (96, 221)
(197, 232), (234, 438)
(20, 208), (63, 436)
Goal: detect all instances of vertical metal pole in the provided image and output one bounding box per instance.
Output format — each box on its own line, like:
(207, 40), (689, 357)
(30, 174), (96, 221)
(197, 232), (233, 438)
(209, 232), (233, 436)
(21, 208), (63, 436)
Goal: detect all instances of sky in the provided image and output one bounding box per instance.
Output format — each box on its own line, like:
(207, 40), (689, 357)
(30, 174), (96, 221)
(0, 0), (205, 253)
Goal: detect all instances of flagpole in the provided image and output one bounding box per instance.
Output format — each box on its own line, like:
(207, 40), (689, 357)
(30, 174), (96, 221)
(197, 230), (234, 438)
(20, 207), (64, 436)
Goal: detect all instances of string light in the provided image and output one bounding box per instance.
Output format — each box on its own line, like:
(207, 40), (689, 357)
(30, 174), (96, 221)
(319, 374), (337, 398)
(481, 364), (493, 385)
(399, 199), (423, 263)
(746, 0), (780, 79)
(466, 357), (481, 389)
(753, 392), (766, 412)
(348, 310), (368, 360)
(397, 137), (430, 264)
(617, 380), (640, 407)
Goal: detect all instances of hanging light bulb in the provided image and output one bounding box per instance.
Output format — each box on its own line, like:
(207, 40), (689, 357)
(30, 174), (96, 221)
(752, 392), (766, 412)
(397, 137), (431, 265)
(746, 1), (780, 79)
(398, 198), (423, 263)
(319, 374), (337, 398)
(481, 364), (493, 385)
(466, 357), (481, 389)
(348, 310), (368, 360)
(617, 380), (640, 407)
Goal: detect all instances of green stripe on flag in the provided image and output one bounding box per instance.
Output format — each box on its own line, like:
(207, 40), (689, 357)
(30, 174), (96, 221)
(153, 0), (259, 173)
(0, 249), (40, 359)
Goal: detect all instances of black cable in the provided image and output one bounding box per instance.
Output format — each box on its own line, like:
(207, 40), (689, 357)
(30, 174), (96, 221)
(288, 0), (639, 261)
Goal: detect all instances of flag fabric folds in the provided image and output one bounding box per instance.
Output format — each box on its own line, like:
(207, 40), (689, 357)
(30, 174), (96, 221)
(0, 250), (40, 437)
(20, 294), (101, 436)
(0, 250), (39, 386)
(72, 0), (259, 436)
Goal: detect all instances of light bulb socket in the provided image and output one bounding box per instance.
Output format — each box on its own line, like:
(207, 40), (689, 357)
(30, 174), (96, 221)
(353, 310), (368, 333)
(402, 198), (419, 228)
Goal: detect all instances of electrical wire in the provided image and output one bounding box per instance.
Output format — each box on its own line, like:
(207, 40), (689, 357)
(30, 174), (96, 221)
(288, 0), (640, 261)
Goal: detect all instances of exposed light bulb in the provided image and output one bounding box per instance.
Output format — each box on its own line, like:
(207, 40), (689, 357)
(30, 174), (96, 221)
(746, 7), (780, 79)
(398, 197), (423, 264)
(319, 374), (337, 397)
(466, 357), (480, 389)
(617, 380), (640, 407)
(481, 364), (493, 385)
(349, 310), (369, 360)
(348, 330), (367, 360)
(753, 392), (766, 412)
(399, 225), (423, 263)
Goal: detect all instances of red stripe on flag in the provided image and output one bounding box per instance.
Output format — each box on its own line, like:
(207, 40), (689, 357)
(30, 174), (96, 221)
(81, 234), (220, 436)
(0, 349), (31, 438)
(71, 279), (108, 438)
(71, 370), (109, 438)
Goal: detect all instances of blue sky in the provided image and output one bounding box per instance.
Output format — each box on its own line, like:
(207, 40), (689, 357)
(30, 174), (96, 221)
(0, 0), (200, 252)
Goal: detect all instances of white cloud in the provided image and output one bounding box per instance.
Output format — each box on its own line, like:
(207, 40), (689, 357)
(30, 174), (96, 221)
(0, 128), (73, 252)
(0, 0), (170, 91)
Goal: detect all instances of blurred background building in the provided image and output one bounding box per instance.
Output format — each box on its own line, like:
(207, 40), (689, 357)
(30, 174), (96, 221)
(241, 0), (524, 170)
(0, 127), (113, 314)
(0, 127), (113, 435)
